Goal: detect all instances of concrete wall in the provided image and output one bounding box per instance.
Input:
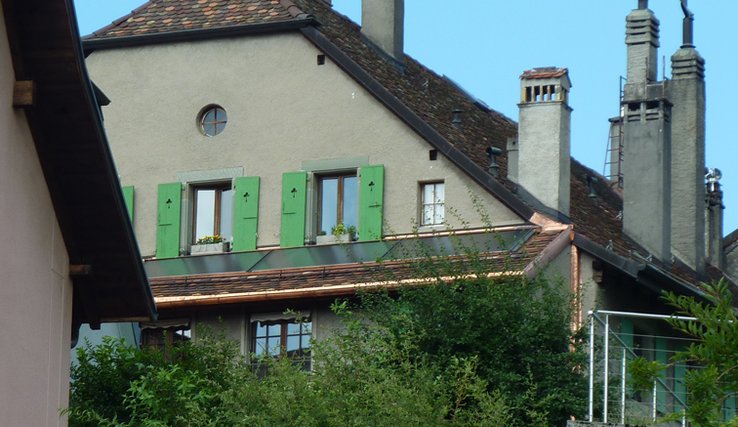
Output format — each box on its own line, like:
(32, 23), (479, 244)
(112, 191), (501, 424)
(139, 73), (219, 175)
(86, 33), (522, 257)
(0, 12), (73, 427)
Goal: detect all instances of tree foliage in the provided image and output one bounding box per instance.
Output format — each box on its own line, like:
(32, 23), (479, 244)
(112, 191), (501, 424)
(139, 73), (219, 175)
(628, 280), (738, 426)
(664, 280), (738, 426)
(68, 274), (584, 426)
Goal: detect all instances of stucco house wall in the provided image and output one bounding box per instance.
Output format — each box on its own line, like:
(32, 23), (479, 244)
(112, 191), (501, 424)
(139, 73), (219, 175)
(86, 33), (523, 257)
(0, 12), (73, 427)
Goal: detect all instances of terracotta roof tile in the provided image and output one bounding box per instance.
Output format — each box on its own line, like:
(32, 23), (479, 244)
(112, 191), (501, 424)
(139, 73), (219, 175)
(88, 0), (297, 38)
(520, 67), (568, 79)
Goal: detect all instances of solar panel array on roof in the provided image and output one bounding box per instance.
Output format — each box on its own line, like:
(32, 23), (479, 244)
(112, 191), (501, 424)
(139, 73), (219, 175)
(144, 229), (534, 278)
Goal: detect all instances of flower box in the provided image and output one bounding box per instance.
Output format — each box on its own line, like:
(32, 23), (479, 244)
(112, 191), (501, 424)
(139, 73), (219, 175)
(191, 242), (229, 255)
(316, 234), (351, 245)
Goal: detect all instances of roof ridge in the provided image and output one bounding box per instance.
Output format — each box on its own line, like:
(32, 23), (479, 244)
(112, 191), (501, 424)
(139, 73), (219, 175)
(85, 0), (154, 39)
(279, 0), (308, 19)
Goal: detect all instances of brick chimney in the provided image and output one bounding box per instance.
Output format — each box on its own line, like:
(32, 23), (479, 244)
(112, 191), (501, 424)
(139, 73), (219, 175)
(515, 67), (572, 216)
(626, 1), (659, 87)
(361, 0), (404, 63)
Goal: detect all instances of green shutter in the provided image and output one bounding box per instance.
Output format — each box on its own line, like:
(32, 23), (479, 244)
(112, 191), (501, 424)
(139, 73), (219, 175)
(358, 165), (384, 241)
(654, 337), (669, 413)
(674, 356), (687, 411)
(725, 393), (736, 421)
(280, 171), (307, 247)
(122, 185), (134, 223)
(156, 182), (182, 258)
(233, 176), (260, 252)
(619, 318), (634, 350)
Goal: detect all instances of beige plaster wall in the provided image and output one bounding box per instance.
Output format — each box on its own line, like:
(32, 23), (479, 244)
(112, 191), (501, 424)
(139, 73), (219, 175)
(0, 13), (73, 427)
(86, 33), (523, 257)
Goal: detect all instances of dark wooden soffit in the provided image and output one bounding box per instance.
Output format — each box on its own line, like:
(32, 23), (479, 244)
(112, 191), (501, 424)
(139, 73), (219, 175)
(1, 0), (156, 323)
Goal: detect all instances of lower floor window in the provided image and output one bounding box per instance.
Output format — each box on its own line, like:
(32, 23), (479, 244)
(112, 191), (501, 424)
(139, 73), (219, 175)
(140, 323), (191, 350)
(252, 318), (312, 369)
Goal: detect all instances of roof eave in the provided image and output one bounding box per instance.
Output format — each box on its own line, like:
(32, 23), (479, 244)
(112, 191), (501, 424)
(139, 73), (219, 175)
(573, 233), (705, 299)
(82, 17), (318, 53)
(3, 0), (157, 323)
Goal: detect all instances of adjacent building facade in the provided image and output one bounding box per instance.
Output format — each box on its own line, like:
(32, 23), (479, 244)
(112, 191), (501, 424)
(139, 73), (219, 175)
(0, 1), (156, 425)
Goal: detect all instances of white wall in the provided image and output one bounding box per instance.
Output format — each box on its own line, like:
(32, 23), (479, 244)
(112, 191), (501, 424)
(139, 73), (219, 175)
(86, 33), (523, 256)
(0, 12), (73, 427)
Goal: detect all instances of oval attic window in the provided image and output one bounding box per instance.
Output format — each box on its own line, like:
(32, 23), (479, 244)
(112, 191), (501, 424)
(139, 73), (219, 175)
(198, 105), (227, 137)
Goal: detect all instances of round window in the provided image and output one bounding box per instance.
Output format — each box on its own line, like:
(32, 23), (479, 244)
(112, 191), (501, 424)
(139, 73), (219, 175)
(198, 105), (227, 137)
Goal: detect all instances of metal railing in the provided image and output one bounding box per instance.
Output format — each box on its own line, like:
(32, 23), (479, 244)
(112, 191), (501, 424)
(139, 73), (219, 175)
(587, 310), (694, 426)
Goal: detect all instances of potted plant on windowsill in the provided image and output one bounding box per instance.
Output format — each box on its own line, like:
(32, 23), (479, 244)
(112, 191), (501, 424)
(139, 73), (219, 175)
(316, 223), (357, 244)
(191, 234), (229, 255)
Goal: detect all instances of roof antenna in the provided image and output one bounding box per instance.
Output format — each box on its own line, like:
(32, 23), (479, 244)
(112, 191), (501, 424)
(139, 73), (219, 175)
(680, 0), (694, 48)
(638, 0), (648, 9)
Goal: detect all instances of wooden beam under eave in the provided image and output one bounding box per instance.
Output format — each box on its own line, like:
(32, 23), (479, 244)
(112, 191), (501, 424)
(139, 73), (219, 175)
(13, 80), (34, 108)
(69, 264), (92, 276)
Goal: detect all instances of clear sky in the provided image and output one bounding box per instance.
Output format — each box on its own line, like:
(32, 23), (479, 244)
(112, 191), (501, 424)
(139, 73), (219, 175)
(73, 0), (738, 236)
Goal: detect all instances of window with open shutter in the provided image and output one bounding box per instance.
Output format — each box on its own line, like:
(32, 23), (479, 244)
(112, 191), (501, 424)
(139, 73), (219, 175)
(358, 165), (384, 241)
(232, 176), (260, 252)
(156, 182), (182, 258)
(280, 171), (307, 247)
(122, 185), (134, 223)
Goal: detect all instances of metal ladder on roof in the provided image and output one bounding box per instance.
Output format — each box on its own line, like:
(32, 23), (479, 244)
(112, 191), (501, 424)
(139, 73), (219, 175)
(603, 76), (626, 189)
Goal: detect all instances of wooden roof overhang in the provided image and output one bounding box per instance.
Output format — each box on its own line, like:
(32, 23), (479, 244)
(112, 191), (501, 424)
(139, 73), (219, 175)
(1, 0), (157, 328)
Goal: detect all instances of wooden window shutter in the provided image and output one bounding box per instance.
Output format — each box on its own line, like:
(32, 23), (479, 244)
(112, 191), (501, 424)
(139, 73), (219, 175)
(280, 171), (307, 247)
(358, 165), (384, 241)
(122, 185), (135, 223)
(156, 182), (182, 258)
(232, 176), (260, 252)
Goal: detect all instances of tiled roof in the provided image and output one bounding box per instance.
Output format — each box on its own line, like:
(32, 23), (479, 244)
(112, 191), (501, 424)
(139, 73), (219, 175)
(725, 229), (738, 249)
(87, 0), (302, 38)
(87, 0), (719, 293)
(150, 228), (563, 306)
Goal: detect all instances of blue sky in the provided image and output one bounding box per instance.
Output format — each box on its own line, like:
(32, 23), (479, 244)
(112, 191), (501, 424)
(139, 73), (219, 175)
(74, 0), (738, 235)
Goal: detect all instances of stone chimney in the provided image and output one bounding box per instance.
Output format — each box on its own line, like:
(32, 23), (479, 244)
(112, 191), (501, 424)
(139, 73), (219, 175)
(705, 169), (724, 268)
(516, 67), (572, 216)
(668, 0), (706, 273)
(361, 0), (404, 63)
(626, 1), (659, 87)
(621, 2), (671, 262)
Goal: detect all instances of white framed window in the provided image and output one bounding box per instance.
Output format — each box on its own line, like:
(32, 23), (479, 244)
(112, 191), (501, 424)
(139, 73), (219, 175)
(250, 313), (312, 371)
(198, 105), (227, 137)
(192, 184), (233, 244)
(421, 182), (445, 226)
(316, 172), (358, 236)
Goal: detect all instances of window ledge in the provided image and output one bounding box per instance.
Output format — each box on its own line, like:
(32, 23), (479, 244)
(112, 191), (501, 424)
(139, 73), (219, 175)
(417, 225), (446, 233)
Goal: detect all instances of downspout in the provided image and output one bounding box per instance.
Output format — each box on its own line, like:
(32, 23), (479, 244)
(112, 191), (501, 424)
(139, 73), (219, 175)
(571, 244), (582, 331)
